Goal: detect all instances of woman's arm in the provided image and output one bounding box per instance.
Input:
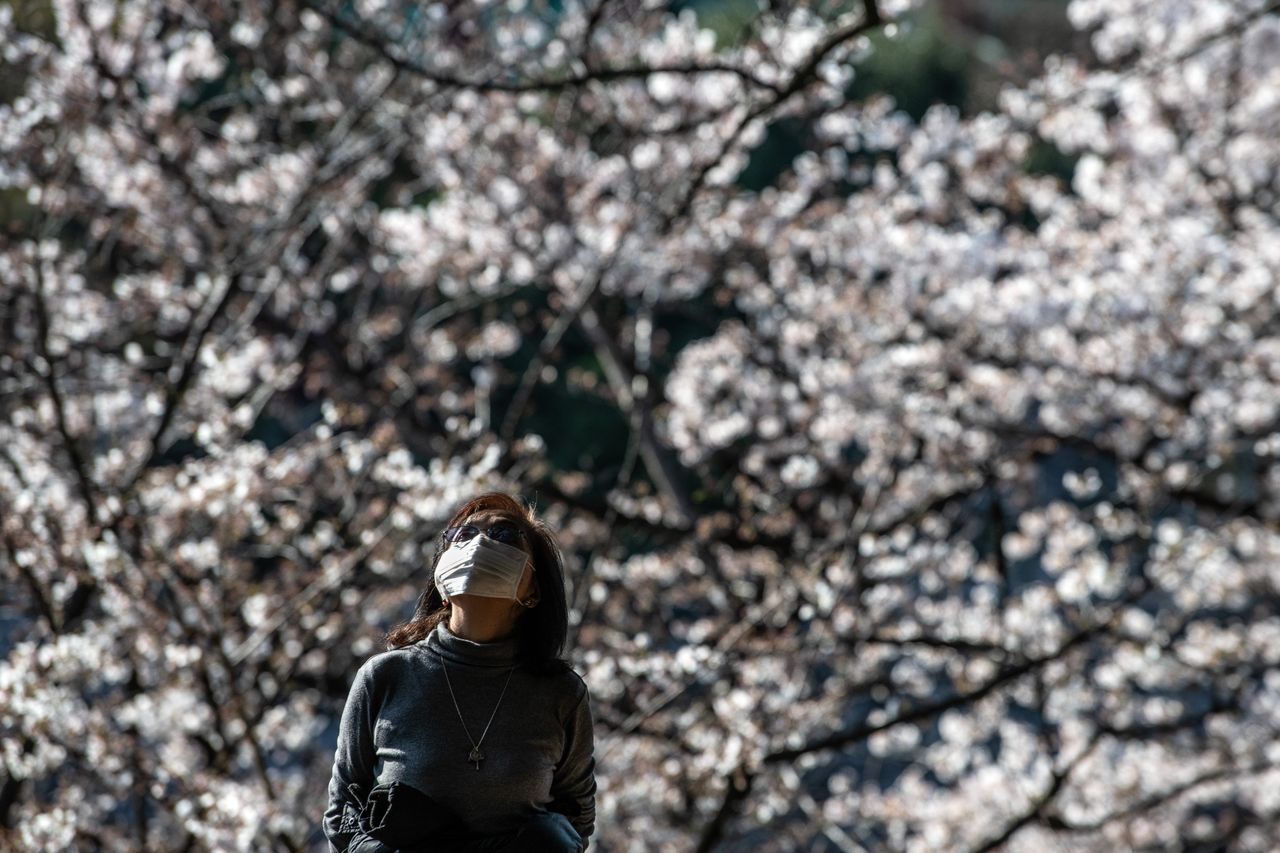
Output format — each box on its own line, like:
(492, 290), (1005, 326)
(324, 662), (382, 853)
(548, 684), (597, 849)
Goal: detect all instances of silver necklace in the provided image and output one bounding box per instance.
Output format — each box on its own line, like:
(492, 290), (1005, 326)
(434, 648), (515, 770)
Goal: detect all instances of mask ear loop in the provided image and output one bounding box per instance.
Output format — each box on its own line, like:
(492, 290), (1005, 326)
(516, 559), (541, 608)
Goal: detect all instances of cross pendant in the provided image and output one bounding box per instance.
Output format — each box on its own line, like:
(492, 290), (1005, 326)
(469, 746), (485, 770)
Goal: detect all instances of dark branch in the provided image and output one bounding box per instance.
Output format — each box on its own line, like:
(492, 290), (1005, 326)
(305, 0), (783, 95)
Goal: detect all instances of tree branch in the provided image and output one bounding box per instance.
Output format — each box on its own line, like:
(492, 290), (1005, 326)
(1045, 759), (1280, 834)
(664, 0), (886, 226)
(304, 0), (783, 95)
(576, 298), (697, 527)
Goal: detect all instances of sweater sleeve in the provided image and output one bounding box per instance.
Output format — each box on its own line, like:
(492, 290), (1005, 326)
(549, 682), (597, 847)
(323, 662), (378, 853)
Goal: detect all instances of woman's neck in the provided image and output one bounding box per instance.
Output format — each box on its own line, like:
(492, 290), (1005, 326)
(448, 599), (519, 644)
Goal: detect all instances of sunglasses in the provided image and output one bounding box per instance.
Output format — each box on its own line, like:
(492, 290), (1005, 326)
(442, 523), (526, 546)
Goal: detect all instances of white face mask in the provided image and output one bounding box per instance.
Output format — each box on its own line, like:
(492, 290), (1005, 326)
(434, 533), (529, 601)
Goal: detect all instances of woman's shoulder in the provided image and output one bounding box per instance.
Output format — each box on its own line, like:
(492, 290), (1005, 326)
(529, 658), (590, 702)
(355, 643), (430, 685)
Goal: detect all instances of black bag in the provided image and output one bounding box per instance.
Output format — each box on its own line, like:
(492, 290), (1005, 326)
(359, 781), (467, 850)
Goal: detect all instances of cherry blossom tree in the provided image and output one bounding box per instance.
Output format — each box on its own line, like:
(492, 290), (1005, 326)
(2, 0), (1279, 849)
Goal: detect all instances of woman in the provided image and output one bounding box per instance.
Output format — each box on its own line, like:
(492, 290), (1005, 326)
(323, 492), (596, 852)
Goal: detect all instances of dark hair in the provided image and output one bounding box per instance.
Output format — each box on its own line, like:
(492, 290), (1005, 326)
(386, 492), (570, 675)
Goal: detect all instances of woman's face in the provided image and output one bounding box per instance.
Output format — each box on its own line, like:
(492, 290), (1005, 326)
(451, 509), (538, 604)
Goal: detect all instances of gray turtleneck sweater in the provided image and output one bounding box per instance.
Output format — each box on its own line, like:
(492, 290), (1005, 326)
(323, 623), (596, 851)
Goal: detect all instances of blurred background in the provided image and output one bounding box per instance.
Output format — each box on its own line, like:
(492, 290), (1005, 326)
(3, 0), (1280, 849)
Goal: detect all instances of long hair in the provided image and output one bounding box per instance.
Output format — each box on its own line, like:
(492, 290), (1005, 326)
(386, 492), (570, 675)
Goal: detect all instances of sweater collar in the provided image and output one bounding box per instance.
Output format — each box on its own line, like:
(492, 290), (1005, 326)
(425, 620), (520, 668)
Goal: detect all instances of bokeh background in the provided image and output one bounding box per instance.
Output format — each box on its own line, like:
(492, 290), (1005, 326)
(3, 0), (1280, 849)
